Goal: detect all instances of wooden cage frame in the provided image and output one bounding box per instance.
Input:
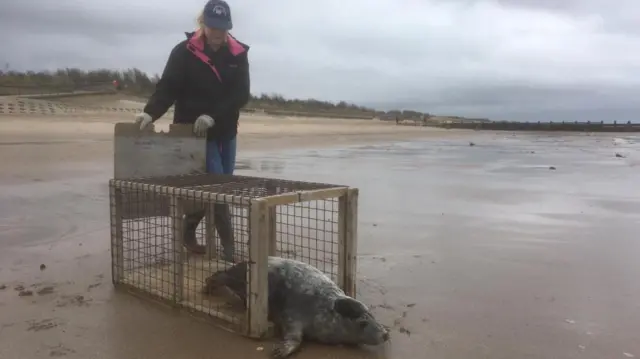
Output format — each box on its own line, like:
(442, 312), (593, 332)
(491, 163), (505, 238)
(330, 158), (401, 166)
(109, 176), (358, 339)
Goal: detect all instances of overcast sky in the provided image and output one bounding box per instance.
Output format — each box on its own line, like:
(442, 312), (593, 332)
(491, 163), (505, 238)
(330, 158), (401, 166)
(1, 0), (639, 121)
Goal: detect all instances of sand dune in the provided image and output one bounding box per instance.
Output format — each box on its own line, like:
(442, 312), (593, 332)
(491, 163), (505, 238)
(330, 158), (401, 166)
(0, 93), (151, 116)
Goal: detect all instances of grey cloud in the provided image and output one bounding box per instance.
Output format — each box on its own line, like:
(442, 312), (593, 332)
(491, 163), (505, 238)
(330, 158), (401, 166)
(437, 0), (640, 39)
(1, 0), (639, 121)
(470, 0), (632, 17)
(368, 84), (639, 121)
(495, 0), (592, 12)
(1, 0), (187, 42)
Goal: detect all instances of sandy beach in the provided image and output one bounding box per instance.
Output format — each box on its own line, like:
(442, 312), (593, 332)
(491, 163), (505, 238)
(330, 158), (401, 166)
(1, 100), (639, 359)
(0, 112), (462, 183)
(0, 107), (464, 359)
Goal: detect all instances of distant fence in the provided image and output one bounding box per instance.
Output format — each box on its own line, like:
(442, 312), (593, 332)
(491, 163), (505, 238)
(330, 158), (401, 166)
(399, 120), (640, 132)
(0, 83), (115, 96)
(18, 90), (117, 100)
(0, 98), (145, 116)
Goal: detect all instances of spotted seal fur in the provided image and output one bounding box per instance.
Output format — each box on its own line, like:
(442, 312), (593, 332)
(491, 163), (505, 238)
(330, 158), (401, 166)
(203, 256), (390, 358)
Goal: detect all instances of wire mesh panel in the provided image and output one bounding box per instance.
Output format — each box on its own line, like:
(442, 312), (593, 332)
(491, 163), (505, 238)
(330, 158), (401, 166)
(271, 199), (340, 282)
(108, 174), (358, 338)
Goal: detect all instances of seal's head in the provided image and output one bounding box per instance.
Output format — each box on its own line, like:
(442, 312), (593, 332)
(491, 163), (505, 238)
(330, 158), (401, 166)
(332, 296), (390, 346)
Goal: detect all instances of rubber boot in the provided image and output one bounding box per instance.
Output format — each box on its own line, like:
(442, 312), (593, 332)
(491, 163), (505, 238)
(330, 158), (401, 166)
(182, 210), (207, 254)
(214, 203), (235, 262)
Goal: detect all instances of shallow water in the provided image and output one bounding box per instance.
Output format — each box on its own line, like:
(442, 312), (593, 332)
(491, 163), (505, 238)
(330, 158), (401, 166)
(240, 132), (640, 358)
(241, 132), (639, 227)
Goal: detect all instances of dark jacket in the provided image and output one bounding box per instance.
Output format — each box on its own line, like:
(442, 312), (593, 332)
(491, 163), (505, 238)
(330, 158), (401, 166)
(143, 31), (250, 141)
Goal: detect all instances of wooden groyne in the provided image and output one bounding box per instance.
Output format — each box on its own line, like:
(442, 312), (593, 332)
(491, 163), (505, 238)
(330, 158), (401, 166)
(242, 107), (375, 120)
(399, 120), (640, 132)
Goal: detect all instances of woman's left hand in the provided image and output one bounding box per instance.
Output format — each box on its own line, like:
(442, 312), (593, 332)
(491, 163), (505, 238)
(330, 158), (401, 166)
(193, 115), (215, 136)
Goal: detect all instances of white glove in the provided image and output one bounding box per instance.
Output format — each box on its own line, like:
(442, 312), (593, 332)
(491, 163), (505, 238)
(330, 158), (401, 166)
(134, 112), (153, 130)
(193, 115), (215, 136)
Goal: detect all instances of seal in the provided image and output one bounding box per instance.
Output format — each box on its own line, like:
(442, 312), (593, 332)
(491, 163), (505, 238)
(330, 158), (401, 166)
(203, 256), (390, 358)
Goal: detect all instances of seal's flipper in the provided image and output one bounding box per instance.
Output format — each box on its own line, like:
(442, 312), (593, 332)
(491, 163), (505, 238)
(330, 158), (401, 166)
(271, 317), (303, 359)
(202, 271), (229, 294)
(271, 339), (301, 359)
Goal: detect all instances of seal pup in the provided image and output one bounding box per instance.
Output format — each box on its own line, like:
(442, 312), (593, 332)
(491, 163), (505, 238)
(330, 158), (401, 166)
(203, 256), (390, 358)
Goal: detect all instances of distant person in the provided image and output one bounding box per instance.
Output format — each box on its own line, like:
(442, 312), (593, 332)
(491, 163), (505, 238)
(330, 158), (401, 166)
(133, 0), (251, 260)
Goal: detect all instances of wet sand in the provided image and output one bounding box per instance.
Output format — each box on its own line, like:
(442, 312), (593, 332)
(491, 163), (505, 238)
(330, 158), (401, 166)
(1, 111), (639, 359)
(0, 113), (456, 184)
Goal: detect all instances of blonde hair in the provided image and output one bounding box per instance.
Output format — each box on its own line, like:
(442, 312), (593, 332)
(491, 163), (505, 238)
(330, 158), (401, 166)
(196, 10), (205, 31)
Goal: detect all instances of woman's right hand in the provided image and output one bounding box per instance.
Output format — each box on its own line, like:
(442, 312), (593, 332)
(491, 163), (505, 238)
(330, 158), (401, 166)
(134, 113), (153, 130)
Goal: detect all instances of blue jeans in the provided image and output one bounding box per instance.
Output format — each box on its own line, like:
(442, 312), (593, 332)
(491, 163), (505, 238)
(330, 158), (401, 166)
(206, 137), (237, 174)
(200, 137), (237, 261)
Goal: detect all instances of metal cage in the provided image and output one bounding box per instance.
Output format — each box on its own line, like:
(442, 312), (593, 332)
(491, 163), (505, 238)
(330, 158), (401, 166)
(108, 173), (358, 338)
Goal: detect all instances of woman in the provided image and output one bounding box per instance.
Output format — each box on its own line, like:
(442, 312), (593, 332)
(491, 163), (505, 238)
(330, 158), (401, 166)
(134, 0), (250, 259)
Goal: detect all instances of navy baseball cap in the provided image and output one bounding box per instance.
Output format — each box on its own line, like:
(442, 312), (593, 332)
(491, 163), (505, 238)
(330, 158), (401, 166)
(203, 0), (233, 30)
